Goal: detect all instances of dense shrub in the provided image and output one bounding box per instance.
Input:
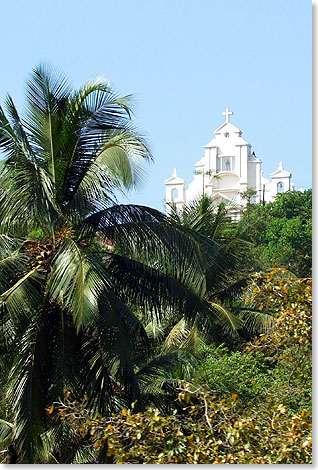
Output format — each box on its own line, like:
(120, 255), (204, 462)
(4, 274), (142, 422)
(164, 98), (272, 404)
(54, 386), (311, 464)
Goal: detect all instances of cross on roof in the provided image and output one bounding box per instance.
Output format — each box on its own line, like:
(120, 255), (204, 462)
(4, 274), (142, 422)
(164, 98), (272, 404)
(222, 107), (233, 123)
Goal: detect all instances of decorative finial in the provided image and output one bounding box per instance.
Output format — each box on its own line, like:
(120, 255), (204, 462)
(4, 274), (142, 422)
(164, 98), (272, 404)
(172, 168), (177, 177)
(278, 161), (284, 170)
(222, 107), (233, 123)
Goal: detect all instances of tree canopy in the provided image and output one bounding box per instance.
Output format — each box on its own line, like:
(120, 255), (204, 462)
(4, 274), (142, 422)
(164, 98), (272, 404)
(240, 190), (312, 277)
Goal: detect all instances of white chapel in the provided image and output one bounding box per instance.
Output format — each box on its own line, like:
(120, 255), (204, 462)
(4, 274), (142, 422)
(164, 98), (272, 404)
(165, 108), (294, 218)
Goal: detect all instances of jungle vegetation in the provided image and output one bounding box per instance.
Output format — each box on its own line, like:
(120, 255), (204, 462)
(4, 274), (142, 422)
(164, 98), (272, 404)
(0, 66), (312, 464)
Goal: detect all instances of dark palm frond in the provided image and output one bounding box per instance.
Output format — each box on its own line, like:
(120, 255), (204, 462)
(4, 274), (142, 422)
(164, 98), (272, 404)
(81, 293), (148, 412)
(235, 307), (276, 336)
(209, 277), (248, 302)
(7, 317), (50, 463)
(106, 253), (242, 343)
(105, 252), (207, 323)
(80, 203), (166, 240)
(84, 210), (228, 297)
(136, 351), (197, 411)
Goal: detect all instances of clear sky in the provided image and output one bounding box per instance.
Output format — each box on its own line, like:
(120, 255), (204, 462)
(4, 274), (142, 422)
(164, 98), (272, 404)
(0, 0), (311, 212)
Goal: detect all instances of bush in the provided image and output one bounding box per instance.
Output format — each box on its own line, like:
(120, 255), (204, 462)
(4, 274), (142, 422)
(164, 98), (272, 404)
(54, 386), (311, 464)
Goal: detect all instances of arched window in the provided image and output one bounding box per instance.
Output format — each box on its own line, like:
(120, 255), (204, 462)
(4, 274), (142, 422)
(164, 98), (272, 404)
(277, 182), (284, 193)
(171, 187), (179, 200)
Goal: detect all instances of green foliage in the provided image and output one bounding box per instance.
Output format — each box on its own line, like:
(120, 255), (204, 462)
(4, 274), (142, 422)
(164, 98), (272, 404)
(240, 186), (257, 203)
(48, 268), (312, 464)
(240, 190), (312, 277)
(193, 268), (312, 415)
(244, 268), (312, 413)
(194, 344), (270, 403)
(194, 343), (311, 415)
(55, 385), (311, 464)
(0, 65), (237, 463)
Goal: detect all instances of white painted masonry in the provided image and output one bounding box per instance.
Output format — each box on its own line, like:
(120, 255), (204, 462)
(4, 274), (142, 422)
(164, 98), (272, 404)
(165, 108), (293, 217)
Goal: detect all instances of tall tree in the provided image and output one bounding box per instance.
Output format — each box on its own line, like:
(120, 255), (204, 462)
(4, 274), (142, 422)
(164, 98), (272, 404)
(240, 190), (312, 277)
(0, 65), (230, 462)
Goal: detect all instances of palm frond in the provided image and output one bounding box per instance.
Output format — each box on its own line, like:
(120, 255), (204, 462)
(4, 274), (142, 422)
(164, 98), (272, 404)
(7, 317), (49, 463)
(0, 266), (44, 325)
(236, 307), (275, 336)
(83, 208), (228, 297)
(208, 302), (242, 331)
(81, 293), (148, 411)
(0, 418), (13, 450)
(47, 239), (110, 331)
(162, 316), (203, 354)
(105, 252), (207, 324)
(0, 152), (59, 235)
(136, 351), (197, 409)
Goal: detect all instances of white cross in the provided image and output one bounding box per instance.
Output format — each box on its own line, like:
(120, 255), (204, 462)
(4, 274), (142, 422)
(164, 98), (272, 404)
(222, 107), (233, 123)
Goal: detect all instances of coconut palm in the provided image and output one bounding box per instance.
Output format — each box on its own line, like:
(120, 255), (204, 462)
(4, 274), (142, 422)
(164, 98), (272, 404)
(165, 195), (274, 348)
(0, 65), (231, 463)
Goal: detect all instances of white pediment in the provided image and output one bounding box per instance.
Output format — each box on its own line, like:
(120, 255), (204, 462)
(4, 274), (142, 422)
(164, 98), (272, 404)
(270, 169), (291, 178)
(204, 122), (249, 147)
(165, 175), (186, 184)
(214, 122), (241, 135)
(270, 161), (291, 178)
(211, 191), (243, 207)
(164, 168), (186, 184)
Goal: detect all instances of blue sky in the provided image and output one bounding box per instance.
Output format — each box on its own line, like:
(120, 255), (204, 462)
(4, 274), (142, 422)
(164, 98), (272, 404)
(0, 0), (311, 211)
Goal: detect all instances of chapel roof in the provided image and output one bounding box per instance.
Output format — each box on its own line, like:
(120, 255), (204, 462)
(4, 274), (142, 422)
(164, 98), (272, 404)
(204, 108), (249, 147)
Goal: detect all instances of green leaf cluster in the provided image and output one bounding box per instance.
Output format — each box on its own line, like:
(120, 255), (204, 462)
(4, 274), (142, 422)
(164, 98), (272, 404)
(240, 190), (312, 277)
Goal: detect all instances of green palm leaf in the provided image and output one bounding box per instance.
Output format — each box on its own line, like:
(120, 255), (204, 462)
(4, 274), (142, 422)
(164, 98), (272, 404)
(47, 239), (110, 331)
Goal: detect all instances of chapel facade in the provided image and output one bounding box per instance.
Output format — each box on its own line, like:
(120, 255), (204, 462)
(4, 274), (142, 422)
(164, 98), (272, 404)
(164, 108), (294, 218)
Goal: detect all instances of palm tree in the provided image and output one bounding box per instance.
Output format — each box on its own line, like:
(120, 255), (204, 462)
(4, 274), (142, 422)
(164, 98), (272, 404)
(167, 194), (249, 266)
(165, 195), (273, 347)
(0, 65), (230, 463)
